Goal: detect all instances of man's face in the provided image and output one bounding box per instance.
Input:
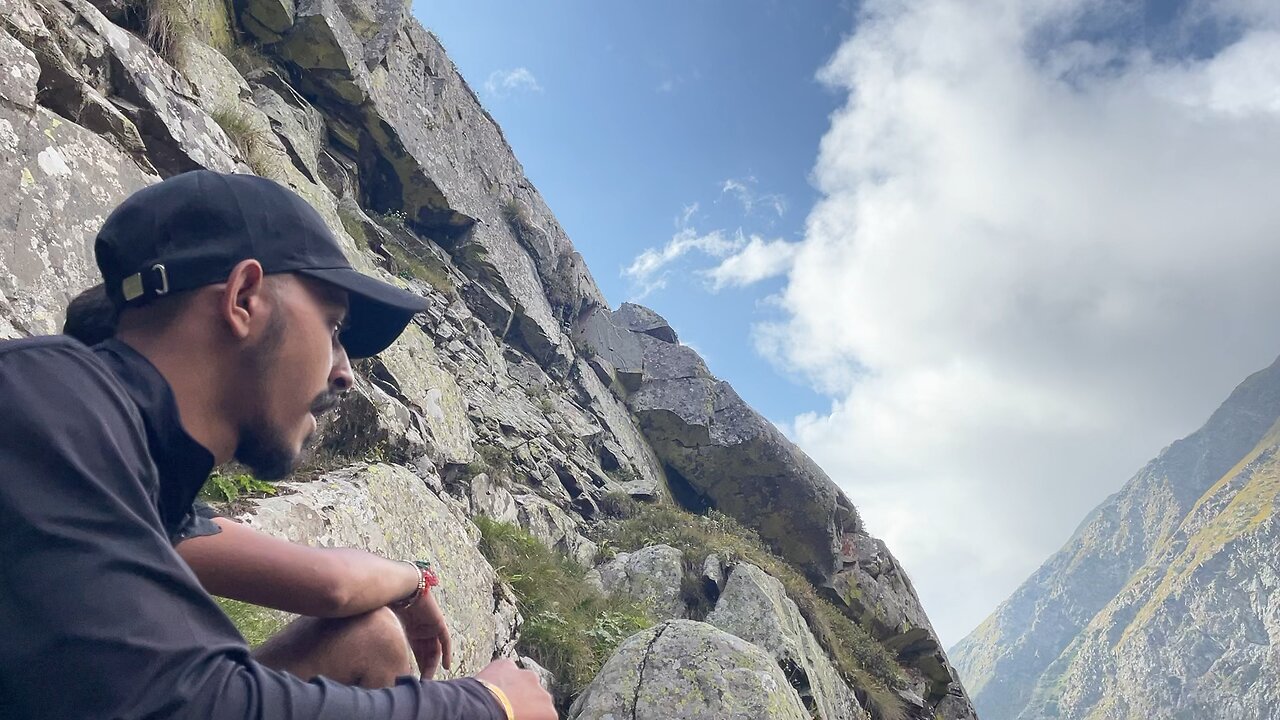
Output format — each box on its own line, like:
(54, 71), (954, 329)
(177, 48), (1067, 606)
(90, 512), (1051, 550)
(235, 275), (353, 479)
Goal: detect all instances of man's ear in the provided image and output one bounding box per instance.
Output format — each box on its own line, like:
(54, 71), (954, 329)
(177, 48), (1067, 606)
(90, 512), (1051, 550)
(220, 260), (268, 340)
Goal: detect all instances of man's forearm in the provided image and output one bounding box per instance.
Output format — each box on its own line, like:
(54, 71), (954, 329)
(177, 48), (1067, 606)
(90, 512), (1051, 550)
(179, 517), (421, 617)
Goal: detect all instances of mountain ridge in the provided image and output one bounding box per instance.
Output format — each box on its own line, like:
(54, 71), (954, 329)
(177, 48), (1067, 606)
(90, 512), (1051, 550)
(952, 352), (1280, 719)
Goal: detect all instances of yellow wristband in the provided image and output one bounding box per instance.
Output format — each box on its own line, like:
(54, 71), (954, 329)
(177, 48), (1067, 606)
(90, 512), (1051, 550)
(477, 679), (515, 720)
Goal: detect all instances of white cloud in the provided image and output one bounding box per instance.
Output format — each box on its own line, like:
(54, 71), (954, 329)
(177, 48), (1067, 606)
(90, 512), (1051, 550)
(763, 0), (1280, 647)
(484, 67), (542, 98)
(705, 234), (800, 290)
(624, 227), (739, 299)
(721, 177), (787, 217)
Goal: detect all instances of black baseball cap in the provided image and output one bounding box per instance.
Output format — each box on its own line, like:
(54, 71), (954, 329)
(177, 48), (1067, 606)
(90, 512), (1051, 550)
(94, 170), (429, 359)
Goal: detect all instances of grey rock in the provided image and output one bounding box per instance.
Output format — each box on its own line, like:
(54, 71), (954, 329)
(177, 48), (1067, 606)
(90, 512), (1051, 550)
(0, 30), (155, 336)
(239, 463), (506, 677)
(238, 0), (296, 41)
(588, 544), (686, 621)
(702, 553), (726, 599)
(627, 342), (855, 581)
(706, 563), (867, 720)
(61, 0), (239, 175)
(513, 493), (598, 567)
(571, 304), (643, 383)
(469, 473), (519, 525)
(275, 0), (371, 104)
(332, 0), (410, 68)
(518, 655), (555, 693)
(180, 39), (250, 113)
(832, 539), (947, 678)
(250, 72), (327, 183)
(615, 301), (679, 343)
(373, 324), (476, 464)
(568, 620), (810, 720)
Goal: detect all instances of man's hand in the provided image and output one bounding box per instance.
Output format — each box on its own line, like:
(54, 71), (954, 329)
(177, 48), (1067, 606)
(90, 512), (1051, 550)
(394, 592), (452, 678)
(476, 658), (557, 720)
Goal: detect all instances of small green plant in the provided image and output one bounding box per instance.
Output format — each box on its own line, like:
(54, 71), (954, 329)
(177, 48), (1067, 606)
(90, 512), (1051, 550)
(595, 496), (908, 720)
(475, 517), (653, 705)
(199, 471), (278, 504)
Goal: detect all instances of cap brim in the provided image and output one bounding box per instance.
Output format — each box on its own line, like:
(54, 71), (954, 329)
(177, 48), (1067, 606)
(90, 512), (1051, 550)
(296, 267), (430, 359)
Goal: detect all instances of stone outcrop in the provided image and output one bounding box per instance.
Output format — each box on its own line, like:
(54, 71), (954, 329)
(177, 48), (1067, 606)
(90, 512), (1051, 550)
(573, 303), (974, 713)
(240, 463), (518, 675)
(0, 0), (981, 716)
(586, 544), (687, 622)
(707, 563), (867, 720)
(568, 620), (812, 720)
(953, 354), (1280, 720)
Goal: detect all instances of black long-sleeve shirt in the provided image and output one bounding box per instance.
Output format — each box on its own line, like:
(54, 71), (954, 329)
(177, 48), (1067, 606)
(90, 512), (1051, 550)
(0, 335), (502, 719)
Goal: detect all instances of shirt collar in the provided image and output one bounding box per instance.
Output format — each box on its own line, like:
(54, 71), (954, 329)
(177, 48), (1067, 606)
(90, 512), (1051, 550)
(93, 338), (216, 535)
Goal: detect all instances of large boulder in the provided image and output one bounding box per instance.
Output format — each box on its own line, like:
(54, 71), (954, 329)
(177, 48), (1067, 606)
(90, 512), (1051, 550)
(706, 563), (867, 720)
(568, 620), (811, 720)
(627, 328), (860, 583)
(238, 463), (514, 676)
(587, 544), (686, 621)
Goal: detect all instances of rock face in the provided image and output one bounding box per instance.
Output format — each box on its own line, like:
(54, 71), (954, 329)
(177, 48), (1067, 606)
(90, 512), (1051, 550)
(952, 355), (1280, 720)
(241, 463), (517, 675)
(0, 0), (979, 717)
(568, 620), (812, 720)
(575, 303), (974, 713)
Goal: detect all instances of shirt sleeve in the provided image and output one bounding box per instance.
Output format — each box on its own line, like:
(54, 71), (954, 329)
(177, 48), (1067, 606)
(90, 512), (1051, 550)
(0, 342), (503, 720)
(173, 500), (224, 544)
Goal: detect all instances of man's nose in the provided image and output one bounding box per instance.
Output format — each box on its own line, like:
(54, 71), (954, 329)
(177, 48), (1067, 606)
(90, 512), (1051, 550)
(330, 346), (354, 393)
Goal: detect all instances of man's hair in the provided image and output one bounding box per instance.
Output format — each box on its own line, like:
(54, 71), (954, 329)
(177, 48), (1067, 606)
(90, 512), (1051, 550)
(63, 284), (118, 345)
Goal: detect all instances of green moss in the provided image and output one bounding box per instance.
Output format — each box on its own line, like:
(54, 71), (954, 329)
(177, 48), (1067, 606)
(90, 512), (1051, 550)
(215, 596), (290, 648)
(596, 495), (907, 719)
(475, 517), (654, 704)
(199, 470), (277, 504)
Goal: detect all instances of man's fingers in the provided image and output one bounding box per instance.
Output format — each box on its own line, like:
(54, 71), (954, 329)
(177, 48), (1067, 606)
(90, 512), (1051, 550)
(417, 638), (442, 679)
(441, 627), (452, 670)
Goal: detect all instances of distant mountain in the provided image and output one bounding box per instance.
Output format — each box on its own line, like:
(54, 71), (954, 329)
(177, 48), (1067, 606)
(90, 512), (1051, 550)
(951, 354), (1280, 720)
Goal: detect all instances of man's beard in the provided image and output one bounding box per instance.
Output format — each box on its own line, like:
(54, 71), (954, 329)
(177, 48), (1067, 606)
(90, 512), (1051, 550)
(231, 305), (340, 480)
(235, 420), (298, 481)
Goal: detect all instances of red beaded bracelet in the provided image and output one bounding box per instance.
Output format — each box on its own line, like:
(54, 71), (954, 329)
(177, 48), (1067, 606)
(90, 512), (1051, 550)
(389, 560), (440, 610)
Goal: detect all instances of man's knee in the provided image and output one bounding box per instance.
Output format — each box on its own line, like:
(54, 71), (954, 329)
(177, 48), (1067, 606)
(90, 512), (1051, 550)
(349, 608), (412, 669)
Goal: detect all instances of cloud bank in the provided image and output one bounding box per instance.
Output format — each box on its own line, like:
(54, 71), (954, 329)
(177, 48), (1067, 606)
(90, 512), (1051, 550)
(762, 0), (1280, 646)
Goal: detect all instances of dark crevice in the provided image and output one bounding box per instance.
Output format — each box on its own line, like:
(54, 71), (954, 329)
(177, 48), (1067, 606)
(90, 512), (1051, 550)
(663, 463), (713, 515)
(628, 622), (670, 720)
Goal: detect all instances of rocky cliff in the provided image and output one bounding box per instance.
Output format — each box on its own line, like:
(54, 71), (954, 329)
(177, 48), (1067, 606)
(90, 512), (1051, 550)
(0, 1), (977, 717)
(952, 355), (1280, 720)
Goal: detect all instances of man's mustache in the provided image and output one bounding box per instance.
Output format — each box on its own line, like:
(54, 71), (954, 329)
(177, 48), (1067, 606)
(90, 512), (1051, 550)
(310, 392), (342, 416)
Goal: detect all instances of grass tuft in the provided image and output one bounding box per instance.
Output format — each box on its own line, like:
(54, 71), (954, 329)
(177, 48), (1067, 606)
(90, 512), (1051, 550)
(143, 0), (195, 61)
(475, 517), (654, 706)
(210, 105), (280, 176)
(595, 495), (908, 720)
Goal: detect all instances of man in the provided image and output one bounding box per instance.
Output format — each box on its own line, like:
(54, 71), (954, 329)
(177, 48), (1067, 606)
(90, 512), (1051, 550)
(64, 285), (456, 689)
(0, 171), (555, 719)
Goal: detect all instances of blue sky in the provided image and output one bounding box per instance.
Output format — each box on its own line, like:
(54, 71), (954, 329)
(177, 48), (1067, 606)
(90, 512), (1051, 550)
(412, 0), (1280, 648)
(414, 0), (852, 425)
